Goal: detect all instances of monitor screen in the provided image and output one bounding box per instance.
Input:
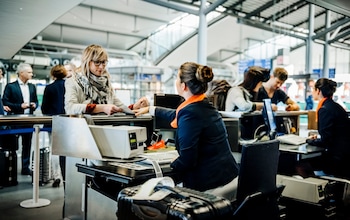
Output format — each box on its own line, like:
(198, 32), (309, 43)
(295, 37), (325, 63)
(262, 98), (277, 136)
(153, 93), (184, 129)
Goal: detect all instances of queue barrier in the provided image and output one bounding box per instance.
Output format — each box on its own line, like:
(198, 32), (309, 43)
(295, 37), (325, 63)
(0, 125), (52, 208)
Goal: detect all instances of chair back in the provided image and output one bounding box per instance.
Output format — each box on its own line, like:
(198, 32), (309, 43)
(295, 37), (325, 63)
(236, 139), (280, 203)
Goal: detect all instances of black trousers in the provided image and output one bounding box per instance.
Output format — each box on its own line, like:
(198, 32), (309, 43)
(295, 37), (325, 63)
(21, 132), (33, 172)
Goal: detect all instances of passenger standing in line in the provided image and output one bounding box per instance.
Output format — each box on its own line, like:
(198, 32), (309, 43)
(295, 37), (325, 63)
(0, 65), (11, 113)
(305, 78), (350, 179)
(255, 67), (300, 111)
(305, 79), (315, 110)
(41, 64), (67, 187)
(64, 62), (76, 78)
(65, 44), (148, 115)
(2, 63), (39, 176)
(225, 66), (277, 112)
(0, 64), (15, 151)
(134, 62), (239, 198)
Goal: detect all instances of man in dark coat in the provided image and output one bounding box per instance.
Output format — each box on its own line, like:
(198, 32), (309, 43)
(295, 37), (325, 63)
(2, 63), (38, 175)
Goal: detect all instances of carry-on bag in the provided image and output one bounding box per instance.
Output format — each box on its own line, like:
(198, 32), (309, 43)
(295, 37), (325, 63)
(31, 147), (50, 185)
(0, 149), (18, 187)
(116, 177), (234, 220)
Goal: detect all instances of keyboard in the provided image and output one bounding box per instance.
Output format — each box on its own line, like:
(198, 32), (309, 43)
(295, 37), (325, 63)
(277, 134), (307, 145)
(140, 150), (179, 165)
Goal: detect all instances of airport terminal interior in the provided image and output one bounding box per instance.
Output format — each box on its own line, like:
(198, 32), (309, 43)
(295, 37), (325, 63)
(1, 0), (350, 219)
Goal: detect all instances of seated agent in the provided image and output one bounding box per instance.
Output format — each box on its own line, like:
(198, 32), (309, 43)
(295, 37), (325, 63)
(225, 66), (277, 112)
(135, 62), (239, 197)
(255, 67), (300, 111)
(65, 44), (149, 115)
(305, 78), (350, 179)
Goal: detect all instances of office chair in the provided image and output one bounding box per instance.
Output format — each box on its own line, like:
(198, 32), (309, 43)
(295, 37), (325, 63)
(232, 139), (284, 219)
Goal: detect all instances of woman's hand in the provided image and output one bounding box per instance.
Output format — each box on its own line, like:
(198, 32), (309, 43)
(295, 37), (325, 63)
(133, 97), (149, 110)
(307, 134), (317, 140)
(94, 104), (123, 115)
(133, 106), (150, 116)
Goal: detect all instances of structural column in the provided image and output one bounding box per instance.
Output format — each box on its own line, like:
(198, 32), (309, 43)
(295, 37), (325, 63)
(198, 0), (207, 65)
(323, 10), (331, 78)
(305, 4), (315, 74)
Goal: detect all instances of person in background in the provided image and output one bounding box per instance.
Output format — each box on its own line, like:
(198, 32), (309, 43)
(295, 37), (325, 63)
(0, 65), (11, 113)
(305, 78), (350, 178)
(64, 62), (76, 78)
(305, 79), (315, 110)
(134, 62), (239, 199)
(225, 66), (277, 112)
(0, 64), (15, 153)
(41, 64), (67, 187)
(255, 67), (300, 111)
(2, 63), (38, 176)
(65, 44), (148, 115)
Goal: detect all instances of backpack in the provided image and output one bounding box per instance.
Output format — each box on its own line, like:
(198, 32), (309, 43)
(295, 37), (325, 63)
(207, 80), (232, 111)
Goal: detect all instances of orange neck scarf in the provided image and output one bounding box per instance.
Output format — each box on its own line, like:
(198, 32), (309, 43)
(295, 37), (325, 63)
(316, 97), (327, 122)
(170, 94), (206, 128)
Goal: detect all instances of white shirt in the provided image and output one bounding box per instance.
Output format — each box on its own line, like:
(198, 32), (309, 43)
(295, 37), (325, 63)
(18, 78), (30, 114)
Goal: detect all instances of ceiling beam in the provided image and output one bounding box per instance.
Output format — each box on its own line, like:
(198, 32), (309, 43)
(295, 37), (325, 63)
(143, 0), (199, 15)
(263, 0), (308, 23)
(51, 22), (145, 39)
(245, 0), (282, 19)
(305, 0), (350, 17)
(236, 17), (307, 40)
(328, 29), (350, 44)
(79, 3), (170, 23)
(312, 17), (350, 40)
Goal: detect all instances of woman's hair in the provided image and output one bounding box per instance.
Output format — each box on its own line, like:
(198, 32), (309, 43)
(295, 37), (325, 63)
(240, 66), (270, 91)
(315, 78), (337, 98)
(81, 44), (109, 78)
(50, 65), (67, 79)
(179, 62), (214, 95)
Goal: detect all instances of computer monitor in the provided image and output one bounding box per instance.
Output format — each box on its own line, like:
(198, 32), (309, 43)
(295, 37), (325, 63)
(153, 93), (184, 129)
(262, 98), (277, 139)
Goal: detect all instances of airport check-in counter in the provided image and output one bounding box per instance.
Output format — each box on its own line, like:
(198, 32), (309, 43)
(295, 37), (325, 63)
(51, 114), (161, 220)
(238, 110), (308, 140)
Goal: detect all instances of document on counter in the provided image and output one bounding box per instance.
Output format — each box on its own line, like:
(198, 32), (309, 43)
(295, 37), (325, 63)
(219, 111), (242, 118)
(109, 161), (152, 170)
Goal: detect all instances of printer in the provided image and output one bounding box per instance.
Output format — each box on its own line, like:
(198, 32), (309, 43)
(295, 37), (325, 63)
(277, 175), (329, 203)
(89, 125), (147, 159)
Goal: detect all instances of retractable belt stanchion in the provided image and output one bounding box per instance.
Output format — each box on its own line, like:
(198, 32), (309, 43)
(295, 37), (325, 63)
(20, 125), (50, 208)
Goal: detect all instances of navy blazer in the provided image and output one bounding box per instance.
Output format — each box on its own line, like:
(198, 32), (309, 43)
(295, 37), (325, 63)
(2, 80), (38, 115)
(156, 98), (239, 191)
(307, 98), (350, 177)
(41, 79), (65, 115)
(308, 99), (350, 153)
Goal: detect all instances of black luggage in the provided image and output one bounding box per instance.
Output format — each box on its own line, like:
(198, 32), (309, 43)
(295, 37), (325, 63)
(0, 149), (18, 187)
(117, 183), (234, 220)
(31, 147), (50, 185)
(0, 132), (18, 151)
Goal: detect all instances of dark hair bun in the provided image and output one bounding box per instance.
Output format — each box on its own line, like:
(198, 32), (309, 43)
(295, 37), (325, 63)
(196, 65), (214, 83)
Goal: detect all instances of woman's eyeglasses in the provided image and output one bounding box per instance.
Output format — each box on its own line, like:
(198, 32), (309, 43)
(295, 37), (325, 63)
(92, 60), (108, 66)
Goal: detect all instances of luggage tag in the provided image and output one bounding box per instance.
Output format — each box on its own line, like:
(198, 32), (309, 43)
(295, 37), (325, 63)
(132, 177), (175, 201)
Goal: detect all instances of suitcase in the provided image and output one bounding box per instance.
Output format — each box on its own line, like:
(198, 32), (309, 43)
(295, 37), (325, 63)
(0, 133), (19, 151)
(31, 147), (51, 185)
(117, 183), (234, 220)
(0, 149), (18, 187)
